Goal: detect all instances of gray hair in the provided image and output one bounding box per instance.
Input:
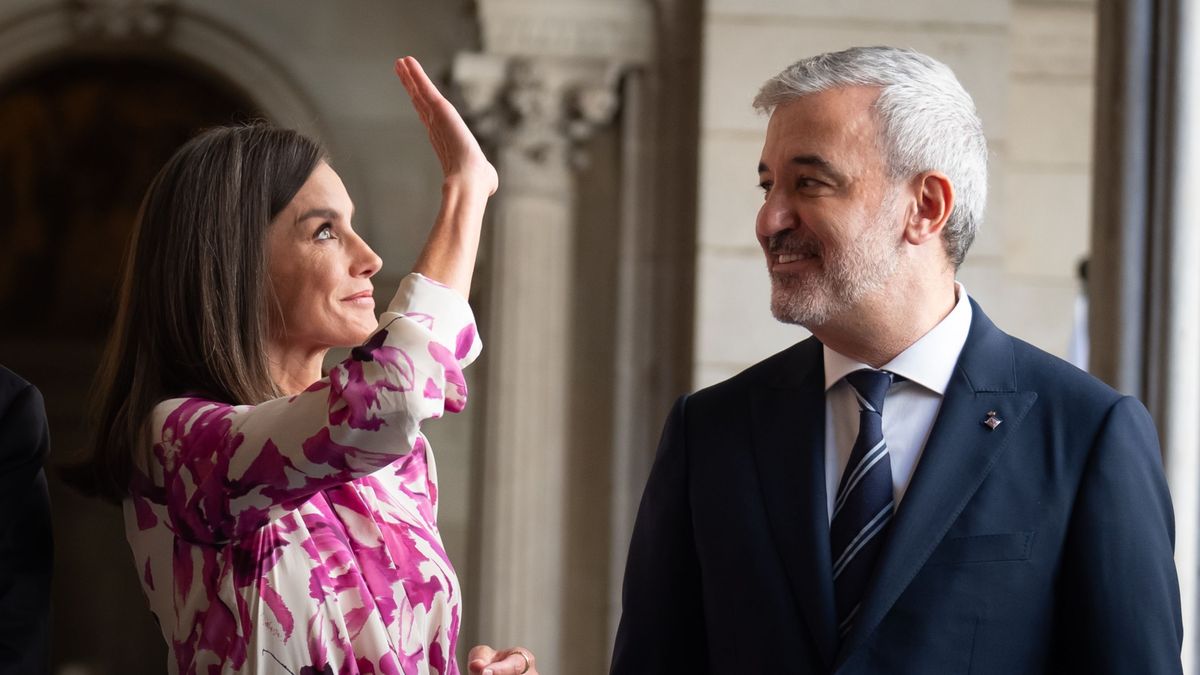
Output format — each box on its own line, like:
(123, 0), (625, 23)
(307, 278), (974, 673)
(753, 46), (987, 268)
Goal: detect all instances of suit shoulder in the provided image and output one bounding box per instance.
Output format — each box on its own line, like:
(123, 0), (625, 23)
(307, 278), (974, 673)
(0, 366), (43, 416)
(1006, 335), (1125, 411)
(689, 338), (818, 407)
(0, 366), (48, 463)
(0, 364), (34, 395)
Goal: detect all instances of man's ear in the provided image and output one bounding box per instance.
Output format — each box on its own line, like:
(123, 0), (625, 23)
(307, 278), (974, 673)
(904, 171), (954, 246)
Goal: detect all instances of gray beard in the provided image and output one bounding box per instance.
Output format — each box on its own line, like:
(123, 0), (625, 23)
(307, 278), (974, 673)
(768, 224), (901, 329)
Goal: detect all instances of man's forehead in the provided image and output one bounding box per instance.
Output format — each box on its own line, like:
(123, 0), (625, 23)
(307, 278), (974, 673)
(760, 86), (882, 163)
(769, 87), (878, 131)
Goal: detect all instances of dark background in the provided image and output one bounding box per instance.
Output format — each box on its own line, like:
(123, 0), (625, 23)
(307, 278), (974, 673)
(0, 53), (260, 674)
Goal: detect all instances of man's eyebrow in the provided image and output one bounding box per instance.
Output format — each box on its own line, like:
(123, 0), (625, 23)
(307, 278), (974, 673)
(758, 155), (847, 182)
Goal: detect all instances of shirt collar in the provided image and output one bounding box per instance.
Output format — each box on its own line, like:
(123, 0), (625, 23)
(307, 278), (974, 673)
(823, 281), (973, 395)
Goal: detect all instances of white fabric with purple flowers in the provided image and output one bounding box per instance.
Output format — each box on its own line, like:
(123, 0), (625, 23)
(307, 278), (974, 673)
(124, 273), (480, 675)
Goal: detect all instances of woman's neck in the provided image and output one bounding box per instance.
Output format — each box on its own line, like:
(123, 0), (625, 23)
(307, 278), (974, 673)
(267, 341), (327, 396)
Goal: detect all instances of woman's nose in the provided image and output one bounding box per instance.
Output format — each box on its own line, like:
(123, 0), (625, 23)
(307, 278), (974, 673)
(355, 238), (383, 278)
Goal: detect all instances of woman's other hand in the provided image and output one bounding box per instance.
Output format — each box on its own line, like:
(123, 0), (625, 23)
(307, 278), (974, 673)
(467, 644), (538, 675)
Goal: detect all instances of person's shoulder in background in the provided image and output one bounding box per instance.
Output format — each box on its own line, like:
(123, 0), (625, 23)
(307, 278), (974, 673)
(0, 364), (53, 675)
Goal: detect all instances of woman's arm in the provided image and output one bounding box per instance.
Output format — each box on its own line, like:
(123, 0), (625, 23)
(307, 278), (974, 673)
(136, 274), (480, 544)
(130, 58), (494, 545)
(398, 56), (497, 299)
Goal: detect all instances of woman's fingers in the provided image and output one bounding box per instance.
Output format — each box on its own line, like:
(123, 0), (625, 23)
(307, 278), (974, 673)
(467, 645), (536, 675)
(393, 54), (498, 195)
(489, 648), (535, 675)
(399, 56), (443, 105)
(395, 56), (451, 122)
(393, 58), (432, 123)
(467, 644), (497, 673)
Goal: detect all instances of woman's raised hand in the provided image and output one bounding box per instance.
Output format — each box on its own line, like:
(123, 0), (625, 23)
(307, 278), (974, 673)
(397, 55), (495, 298)
(395, 56), (498, 196)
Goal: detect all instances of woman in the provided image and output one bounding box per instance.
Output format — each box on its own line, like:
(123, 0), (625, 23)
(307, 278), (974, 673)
(71, 57), (537, 675)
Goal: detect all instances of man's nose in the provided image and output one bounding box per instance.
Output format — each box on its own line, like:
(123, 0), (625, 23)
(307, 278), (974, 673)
(757, 191), (797, 238)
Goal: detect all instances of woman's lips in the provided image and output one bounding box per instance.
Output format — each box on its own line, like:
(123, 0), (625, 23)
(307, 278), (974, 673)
(342, 290), (375, 306)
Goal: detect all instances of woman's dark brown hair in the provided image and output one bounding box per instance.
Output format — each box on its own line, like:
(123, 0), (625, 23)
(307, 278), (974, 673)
(65, 124), (324, 502)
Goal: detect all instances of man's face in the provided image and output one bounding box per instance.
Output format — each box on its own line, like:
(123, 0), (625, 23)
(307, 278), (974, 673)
(756, 86), (906, 329)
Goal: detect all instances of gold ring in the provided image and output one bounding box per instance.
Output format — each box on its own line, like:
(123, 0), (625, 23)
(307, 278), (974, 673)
(513, 648), (531, 674)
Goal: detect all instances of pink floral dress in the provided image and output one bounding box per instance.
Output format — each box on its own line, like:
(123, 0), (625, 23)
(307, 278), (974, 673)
(123, 274), (480, 675)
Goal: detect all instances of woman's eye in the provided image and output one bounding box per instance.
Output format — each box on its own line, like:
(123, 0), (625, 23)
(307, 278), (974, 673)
(315, 223), (335, 240)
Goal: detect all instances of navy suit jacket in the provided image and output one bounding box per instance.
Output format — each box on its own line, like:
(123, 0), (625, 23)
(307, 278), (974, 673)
(0, 366), (52, 674)
(612, 301), (1182, 674)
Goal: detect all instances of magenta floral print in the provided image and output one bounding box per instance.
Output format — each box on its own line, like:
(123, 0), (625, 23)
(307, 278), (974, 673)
(124, 274), (481, 674)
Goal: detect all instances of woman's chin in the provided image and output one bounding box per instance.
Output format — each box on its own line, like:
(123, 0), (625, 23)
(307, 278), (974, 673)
(307, 316), (377, 350)
(350, 324), (378, 346)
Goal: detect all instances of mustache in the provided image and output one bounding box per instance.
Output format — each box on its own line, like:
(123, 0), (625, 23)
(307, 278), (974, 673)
(767, 232), (821, 257)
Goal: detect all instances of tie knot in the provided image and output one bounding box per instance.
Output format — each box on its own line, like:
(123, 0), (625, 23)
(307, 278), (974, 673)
(845, 369), (895, 414)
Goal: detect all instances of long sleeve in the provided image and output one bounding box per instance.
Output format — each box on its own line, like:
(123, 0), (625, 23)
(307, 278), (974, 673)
(1054, 395), (1182, 673)
(132, 273), (481, 545)
(611, 396), (710, 674)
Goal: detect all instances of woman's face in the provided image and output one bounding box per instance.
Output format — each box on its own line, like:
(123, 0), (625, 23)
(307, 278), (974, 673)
(266, 161), (383, 352)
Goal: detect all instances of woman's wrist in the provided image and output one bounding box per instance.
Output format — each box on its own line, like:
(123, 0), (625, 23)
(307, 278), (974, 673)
(411, 177), (490, 298)
(441, 171), (496, 201)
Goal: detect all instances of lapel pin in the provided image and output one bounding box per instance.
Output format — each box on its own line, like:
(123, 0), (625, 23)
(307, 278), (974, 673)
(983, 411), (1002, 430)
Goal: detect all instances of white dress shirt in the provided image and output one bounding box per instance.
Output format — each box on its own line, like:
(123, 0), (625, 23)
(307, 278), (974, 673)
(823, 283), (973, 521)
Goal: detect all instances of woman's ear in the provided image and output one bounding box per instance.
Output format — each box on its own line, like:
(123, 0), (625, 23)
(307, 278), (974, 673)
(904, 171), (954, 246)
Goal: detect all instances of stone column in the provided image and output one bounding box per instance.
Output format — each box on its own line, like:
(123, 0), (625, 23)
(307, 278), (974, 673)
(454, 46), (640, 675)
(455, 5), (651, 671)
(1092, 0), (1200, 668)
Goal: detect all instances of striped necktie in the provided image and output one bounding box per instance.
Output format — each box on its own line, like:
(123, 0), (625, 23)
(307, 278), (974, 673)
(830, 369), (897, 640)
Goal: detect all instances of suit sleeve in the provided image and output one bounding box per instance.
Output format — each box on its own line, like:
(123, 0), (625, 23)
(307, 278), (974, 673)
(1056, 395), (1182, 674)
(0, 381), (52, 675)
(611, 395), (709, 674)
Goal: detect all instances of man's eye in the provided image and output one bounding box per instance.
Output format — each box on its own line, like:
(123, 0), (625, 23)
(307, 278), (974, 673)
(797, 177), (823, 189)
(758, 181), (773, 197)
(315, 223), (335, 240)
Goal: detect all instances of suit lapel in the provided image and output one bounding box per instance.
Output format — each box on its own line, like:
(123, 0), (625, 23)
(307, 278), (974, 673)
(834, 301), (1038, 669)
(750, 337), (838, 668)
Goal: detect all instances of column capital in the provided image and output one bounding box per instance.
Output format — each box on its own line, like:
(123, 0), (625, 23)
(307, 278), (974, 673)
(453, 53), (624, 184)
(452, 0), (651, 180)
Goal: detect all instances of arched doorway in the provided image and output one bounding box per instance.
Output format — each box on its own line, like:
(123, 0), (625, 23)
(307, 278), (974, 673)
(0, 53), (260, 674)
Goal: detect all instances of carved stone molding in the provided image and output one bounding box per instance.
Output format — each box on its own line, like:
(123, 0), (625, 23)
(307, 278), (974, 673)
(0, 4), (322, 140)
(66, 0), (177, 41)
(477, 0), (652, 62)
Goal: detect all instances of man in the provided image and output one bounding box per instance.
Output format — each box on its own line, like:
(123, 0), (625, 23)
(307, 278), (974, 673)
(611, 47), (1181, 674)
(0, 366), (52, 674)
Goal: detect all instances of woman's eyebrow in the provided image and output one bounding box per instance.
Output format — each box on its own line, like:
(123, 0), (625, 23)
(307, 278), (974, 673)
(297, 208), (342, 222)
